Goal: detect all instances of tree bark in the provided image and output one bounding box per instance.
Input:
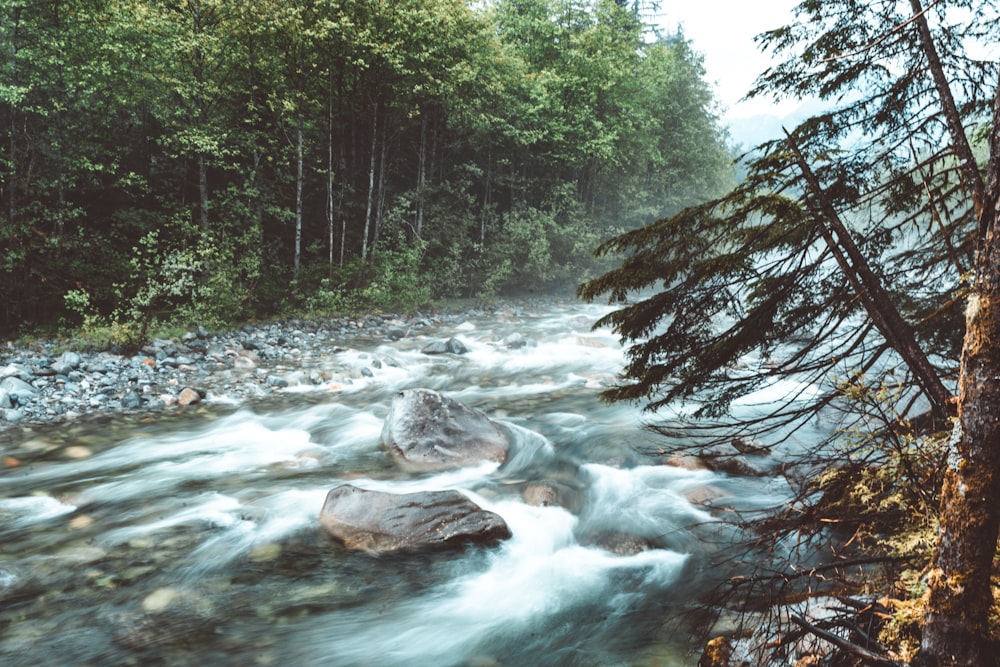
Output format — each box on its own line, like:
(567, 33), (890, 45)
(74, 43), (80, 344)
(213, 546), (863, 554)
(339, 136), (347, 268)
(917, 80), (1000, 667)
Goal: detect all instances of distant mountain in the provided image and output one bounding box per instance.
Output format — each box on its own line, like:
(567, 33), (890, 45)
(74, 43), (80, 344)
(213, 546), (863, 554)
(724, 98), (827, 151)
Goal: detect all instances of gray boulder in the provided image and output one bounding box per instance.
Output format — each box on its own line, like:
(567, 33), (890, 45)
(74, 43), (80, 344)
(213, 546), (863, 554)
(695, 440), (779, 477)
(502, 333), (528, 349)
(386, 326), (407, 341)
(0, 364), (32, 382)
(51, 351), (82, 376)
(420, 337), (469, 355)
(381, 388), (509, 471)
(0, 377), (38, 402)
(319, 485), (511, 555)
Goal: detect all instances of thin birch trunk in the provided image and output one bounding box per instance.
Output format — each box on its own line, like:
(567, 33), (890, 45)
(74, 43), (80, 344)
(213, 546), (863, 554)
(362, 100), (377, 264)
(416, 113), (427, 238)
(198, 152), (209, 233)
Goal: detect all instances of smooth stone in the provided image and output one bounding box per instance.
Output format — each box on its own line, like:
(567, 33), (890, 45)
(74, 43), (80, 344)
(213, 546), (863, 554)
(503, 333), (527, 349)
(319, 485), (511, 554)
(420, 337), (469, 355)
(142, 587), (179, 613)
(177, 388), (202, 406)
(380, 388), (509, 471)
(0, 364), (32, 381)
(1, 376), (38, 398)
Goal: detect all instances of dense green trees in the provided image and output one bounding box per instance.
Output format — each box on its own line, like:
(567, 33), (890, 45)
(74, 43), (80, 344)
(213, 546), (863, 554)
(0, 0), (731, 339)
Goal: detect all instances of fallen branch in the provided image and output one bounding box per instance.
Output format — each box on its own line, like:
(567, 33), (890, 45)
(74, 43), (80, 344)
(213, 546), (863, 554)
(789, 614), (903, 667)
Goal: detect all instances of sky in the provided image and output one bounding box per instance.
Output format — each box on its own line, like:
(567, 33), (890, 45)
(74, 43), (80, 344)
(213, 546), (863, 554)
(654, 0), (803, 121)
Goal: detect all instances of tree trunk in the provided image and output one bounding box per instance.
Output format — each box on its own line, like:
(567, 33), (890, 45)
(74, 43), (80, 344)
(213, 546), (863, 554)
(416, 112), (427, 239)
(294, 117), (303, 282)
(337, 70), (347, 268)
(327, 113), (335, 277)
(916, 81), (1000, 667)
(326, 73), (335, 277)
(909, 0), (985, 219)
(6, 7), (19, 229)
(198, 151), (209, 233)
(362, 100), (377, 264)
(339, 137), (347, 268)
(372, 129), (387, 249)
(785, 129), (952, 424)
(480, 145), (492, 246)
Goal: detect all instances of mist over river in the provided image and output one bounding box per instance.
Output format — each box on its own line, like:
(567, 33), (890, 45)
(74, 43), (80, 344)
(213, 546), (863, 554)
(0, 299), (797, 666)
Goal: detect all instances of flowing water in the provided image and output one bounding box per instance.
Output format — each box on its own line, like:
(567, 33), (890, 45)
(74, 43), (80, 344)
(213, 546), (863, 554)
(0, 300), (796, 666)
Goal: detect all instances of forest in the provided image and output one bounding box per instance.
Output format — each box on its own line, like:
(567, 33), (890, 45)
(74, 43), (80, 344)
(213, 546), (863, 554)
(0, 0), (731, 343)
(8, 0), (1000, 665)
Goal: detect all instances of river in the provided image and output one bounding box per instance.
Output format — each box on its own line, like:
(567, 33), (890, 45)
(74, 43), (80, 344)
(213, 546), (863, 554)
(0, 299), (796, 666)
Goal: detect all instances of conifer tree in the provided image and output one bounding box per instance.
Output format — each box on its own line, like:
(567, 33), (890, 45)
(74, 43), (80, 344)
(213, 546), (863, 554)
(580, 0), (997, 443)
(581, 3), (1000, 660)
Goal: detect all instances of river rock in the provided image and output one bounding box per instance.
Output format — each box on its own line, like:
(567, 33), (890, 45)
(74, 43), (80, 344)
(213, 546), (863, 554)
(579, 530), (655, 556)
(502, 333), (528, 349)
(420, 337), (469, 355)
(234, 350), (260, 369)
(696, 442), (776, 477)
(381, 388), (509, 471)
(121, 390), (143, 409)
(522, 484), (559, 507)
(177, 387), (202, 406)
(51, 351), (82, 375)
(0, 363), (32, 381)
(319, 485), (511, 554)
(1, 376), (38, 400)
(386, 326), (407, 341)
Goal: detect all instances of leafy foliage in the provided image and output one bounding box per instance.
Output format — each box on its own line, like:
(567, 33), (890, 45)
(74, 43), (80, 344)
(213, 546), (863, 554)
(0, 0), (731, 343)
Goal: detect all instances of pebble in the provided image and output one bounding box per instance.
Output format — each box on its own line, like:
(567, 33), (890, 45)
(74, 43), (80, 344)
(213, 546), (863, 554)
(142, 586), (179, 613)
(0, 300), (550, 433)
(63, 446), (93, 459)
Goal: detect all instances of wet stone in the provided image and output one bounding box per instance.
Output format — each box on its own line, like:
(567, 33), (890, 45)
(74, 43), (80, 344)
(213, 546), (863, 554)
(1, 376), (38, 399)
(177, 388), (201, 406)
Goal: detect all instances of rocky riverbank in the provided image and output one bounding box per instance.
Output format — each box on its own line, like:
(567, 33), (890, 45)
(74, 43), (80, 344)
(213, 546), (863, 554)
(0, 300), (549, 434)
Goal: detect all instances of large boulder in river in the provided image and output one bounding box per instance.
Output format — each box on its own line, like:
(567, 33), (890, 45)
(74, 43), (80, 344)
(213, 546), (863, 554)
(420, 337), (469, 355)
(381, 388), (509, 471)
(319, 485), (511, 555)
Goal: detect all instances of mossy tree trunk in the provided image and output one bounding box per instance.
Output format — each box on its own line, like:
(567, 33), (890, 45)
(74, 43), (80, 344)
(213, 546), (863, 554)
(918, 82), (1000, 667)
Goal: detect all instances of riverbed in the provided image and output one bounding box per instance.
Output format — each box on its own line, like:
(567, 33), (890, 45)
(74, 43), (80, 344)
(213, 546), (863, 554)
(0, 299), (793, 666)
